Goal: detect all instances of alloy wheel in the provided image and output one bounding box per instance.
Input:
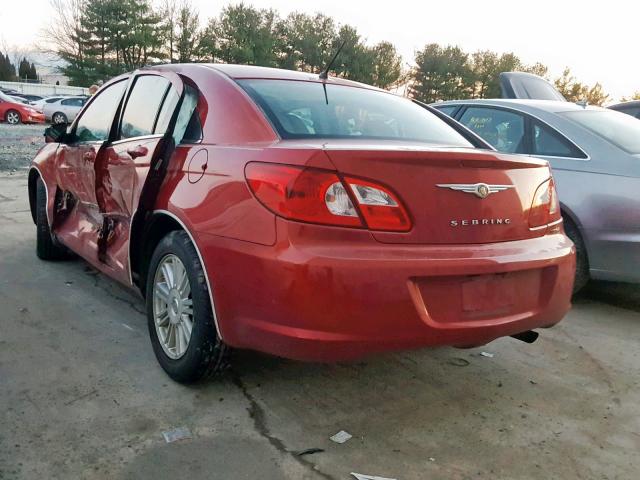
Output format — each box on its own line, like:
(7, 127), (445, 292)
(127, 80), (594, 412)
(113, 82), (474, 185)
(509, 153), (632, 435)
(152, 254), (194, 359)
(53, 113), (66, 124)
(7, 111), (20, 124)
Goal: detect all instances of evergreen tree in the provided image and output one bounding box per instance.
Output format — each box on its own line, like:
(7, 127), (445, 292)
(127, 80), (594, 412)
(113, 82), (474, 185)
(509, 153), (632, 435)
(410, 44), (473, 103)
(0, 52), (17, 81)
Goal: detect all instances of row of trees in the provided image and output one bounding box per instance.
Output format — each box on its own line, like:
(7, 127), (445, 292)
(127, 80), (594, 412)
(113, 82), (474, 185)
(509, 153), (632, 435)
(47, 0), (403, 89)
(0, 53), (38, 82)
(45, 0), (633, 105)
(409, 44), (614, 105)
(409, 44), (548, 103)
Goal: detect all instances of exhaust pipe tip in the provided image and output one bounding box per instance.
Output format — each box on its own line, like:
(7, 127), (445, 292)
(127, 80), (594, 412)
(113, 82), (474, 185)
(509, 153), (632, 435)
(511, 330), (539, 344)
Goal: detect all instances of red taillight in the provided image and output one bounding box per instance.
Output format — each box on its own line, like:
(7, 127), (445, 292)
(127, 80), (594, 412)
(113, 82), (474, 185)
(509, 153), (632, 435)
(345, 177), (411, 232)
(245, 163), (411, 232)
(245, 163), (362, 227)
(529, 178), (560, 228)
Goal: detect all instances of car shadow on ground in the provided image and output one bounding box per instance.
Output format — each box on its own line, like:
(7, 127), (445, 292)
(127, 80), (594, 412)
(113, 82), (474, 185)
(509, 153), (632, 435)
(574, 280), (640, 312)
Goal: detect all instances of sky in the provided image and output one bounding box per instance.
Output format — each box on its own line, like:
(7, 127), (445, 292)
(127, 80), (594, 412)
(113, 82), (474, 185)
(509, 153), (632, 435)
(1, 0), (638, 100)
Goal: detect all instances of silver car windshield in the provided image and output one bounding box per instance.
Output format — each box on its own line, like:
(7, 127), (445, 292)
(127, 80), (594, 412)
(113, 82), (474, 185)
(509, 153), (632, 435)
(562, 110), (640, 154)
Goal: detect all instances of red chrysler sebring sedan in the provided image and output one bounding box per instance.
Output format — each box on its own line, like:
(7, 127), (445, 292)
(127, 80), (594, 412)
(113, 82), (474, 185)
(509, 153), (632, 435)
(28, 64), (575, 382)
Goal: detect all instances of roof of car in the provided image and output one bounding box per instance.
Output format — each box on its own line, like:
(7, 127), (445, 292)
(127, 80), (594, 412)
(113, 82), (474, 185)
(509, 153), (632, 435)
(435, 98), (606, 114)
(203, 64), (383, 90)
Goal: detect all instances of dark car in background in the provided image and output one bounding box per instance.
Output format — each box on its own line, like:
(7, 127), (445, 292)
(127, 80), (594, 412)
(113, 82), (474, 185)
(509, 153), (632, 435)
(608, 100), (640, 119)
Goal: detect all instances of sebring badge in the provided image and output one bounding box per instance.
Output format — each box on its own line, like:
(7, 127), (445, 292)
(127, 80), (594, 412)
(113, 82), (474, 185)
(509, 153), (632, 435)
(436, 182), (514, 199)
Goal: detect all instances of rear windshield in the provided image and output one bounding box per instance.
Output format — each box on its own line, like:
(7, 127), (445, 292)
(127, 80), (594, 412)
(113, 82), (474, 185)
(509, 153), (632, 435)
(238, 79), (472, 147)
(562, 110), (640, 154)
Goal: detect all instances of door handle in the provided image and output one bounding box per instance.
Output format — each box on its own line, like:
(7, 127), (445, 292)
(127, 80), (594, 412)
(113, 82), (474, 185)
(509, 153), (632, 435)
(83, 151), (96, 161)
(126, 145), (148, 159)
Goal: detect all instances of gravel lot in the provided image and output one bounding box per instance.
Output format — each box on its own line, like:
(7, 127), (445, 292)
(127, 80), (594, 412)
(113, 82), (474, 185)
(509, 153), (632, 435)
(1, 151), (639, 479)
(0, 124), (46, 172)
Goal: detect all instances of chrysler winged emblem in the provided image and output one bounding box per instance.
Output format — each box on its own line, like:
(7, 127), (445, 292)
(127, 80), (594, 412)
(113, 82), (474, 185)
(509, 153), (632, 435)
(436, 183), (514, 199)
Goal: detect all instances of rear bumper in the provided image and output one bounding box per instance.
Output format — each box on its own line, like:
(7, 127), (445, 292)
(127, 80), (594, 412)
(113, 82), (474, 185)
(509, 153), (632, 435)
(200, 220), (576, 361)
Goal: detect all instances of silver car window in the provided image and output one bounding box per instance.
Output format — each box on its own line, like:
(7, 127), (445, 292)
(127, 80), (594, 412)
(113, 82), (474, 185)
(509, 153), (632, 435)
(459, 107), (526, 154)
(562, 110), (640, 154)
(532, 122), (587, 159)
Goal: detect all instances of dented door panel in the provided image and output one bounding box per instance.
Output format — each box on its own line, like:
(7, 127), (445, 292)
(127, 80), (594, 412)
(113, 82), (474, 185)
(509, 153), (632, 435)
(96, 136), (164, 282)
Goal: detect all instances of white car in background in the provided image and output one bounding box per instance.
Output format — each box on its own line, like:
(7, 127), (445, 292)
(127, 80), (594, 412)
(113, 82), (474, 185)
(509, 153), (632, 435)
(31, 96), (67, 112)
(43, 96), (87, 124)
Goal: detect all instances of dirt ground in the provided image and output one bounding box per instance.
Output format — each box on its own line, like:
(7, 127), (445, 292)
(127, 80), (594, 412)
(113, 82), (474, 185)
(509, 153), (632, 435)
(0, 130), (639, 479)
(0, 124), (45, 172)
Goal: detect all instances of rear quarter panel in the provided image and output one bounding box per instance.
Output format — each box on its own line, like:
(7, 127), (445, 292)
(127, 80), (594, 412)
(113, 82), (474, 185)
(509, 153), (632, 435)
(539, 114), (640, 282)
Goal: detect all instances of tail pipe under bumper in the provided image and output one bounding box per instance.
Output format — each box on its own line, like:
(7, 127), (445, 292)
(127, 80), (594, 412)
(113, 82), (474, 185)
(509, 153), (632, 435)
(510, 330), (539, 344)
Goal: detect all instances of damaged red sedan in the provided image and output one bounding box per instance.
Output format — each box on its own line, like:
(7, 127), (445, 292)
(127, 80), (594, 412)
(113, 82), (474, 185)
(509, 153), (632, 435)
(28, 64), (575, 383)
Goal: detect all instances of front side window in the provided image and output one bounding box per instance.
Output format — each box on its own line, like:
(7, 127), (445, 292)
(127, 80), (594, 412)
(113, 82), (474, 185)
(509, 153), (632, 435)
(238, 79), (472, 147)
(459, 107), (525, 154)
(62, 98), (85, 107)
(562, 110), (640, 154)
(75, 81), (126, 142)
(120, 75), (171, 139)
(532, 122), (586, 158)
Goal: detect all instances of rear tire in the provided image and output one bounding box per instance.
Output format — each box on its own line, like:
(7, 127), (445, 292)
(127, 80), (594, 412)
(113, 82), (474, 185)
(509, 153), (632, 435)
(146, 230), (229, 383)
(35, 177), (67, 260)
(6, 109), (21, 125)
(563, 216), (589, 293)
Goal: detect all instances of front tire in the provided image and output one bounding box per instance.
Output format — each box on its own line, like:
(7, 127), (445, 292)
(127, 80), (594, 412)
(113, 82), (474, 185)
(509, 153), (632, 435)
(146, 230), (229, 383)
(35, 177), (67, 260)
(6, 109), (21, 125)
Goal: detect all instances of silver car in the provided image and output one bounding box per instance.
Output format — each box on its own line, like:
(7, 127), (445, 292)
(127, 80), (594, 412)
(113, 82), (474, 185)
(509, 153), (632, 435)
(43, 96), (87, 124)
(433, 99), (640, 290)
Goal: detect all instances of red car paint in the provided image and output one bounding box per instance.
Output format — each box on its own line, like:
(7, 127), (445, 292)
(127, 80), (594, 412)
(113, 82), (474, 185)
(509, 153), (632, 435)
(29, 64), (575, 361)
(0, 94), (45, 124)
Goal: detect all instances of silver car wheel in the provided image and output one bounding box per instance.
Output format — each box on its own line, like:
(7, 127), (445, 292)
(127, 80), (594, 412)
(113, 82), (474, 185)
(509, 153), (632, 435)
(7, 111), (20, 124)
(52, 113), (67, 124)
(152, 254), (194, 360)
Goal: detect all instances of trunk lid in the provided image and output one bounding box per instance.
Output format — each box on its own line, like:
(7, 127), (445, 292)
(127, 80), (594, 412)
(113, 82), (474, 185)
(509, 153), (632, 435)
(322, 142), (551, 244)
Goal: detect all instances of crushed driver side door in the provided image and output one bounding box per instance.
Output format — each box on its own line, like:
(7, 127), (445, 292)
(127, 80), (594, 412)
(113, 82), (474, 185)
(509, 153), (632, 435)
(93, 70), (197, 286)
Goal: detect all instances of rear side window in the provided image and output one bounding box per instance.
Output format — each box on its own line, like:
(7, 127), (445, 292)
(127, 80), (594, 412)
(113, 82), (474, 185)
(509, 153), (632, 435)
(172, 85), (202, 144)
(238, 79), (472, 147)
(75, 81), (126, 142)
(435, 105), (458, 117)
(120, 75), (171, 139)
(459, 107), (526, 154)
(562, 110), (640, 154)
(532, 122), (586, 158)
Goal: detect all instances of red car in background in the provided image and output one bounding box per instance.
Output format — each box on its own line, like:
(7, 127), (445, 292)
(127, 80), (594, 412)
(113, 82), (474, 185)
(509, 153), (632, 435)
(28, 64), (575, 383)
(0, 91), (45, 124)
